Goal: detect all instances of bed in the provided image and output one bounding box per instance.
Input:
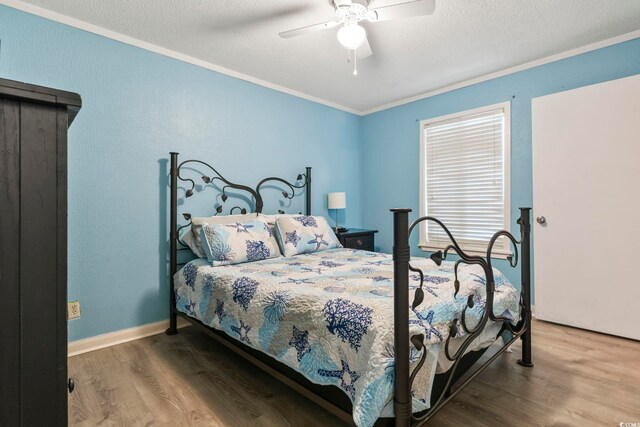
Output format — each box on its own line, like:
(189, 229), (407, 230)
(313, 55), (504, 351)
(165, 152), (533, 427)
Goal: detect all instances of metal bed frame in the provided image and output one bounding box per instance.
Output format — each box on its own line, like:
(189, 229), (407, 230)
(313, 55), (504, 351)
(165, 152), (533, 426)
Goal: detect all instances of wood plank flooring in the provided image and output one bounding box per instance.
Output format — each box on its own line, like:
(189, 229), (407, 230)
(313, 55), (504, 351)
(68, 319), (640, 426)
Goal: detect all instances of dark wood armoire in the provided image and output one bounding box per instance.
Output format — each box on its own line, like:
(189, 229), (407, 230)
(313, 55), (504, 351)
(0, 78), (81, 426)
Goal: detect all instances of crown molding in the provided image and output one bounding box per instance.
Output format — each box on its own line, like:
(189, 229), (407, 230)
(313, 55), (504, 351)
(361, 29), (640, 115)
(0, 0), (360, 115)
(2, 0), (638, 117)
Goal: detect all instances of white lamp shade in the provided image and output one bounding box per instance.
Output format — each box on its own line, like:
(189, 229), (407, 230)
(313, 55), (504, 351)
(328, 192), (346, 209)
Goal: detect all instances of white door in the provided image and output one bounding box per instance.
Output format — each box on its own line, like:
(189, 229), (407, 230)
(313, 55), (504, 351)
(532, 74), (640, 340)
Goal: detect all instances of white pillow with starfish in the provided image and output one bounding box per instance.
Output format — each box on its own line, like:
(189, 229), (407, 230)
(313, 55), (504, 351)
(274, 215), (342, 257)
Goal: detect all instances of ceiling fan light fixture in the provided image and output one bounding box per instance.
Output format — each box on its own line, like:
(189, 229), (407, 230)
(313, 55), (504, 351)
(337, 23), (366, 50)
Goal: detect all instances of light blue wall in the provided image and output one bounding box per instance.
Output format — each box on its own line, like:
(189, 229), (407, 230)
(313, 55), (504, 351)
(3, 4), (640, 341)
(0, 5), (363, 341)
(360, 37), (640, 288)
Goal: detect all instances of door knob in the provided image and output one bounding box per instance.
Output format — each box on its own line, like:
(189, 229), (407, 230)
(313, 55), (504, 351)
(68, 378), (75, 393)
(536, 216), (547, 225)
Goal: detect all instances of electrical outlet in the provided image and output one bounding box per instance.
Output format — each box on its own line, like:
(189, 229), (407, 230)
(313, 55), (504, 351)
(68, 301), (81, 319)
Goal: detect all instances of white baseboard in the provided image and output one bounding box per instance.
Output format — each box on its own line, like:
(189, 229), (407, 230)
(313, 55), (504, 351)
(68, 317), (189, 357)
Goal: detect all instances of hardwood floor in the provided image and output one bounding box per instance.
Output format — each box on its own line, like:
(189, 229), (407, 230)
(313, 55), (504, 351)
(68, 319), (640, 426)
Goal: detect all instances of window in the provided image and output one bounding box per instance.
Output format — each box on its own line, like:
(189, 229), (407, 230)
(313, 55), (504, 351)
(419, 102), (511, 257)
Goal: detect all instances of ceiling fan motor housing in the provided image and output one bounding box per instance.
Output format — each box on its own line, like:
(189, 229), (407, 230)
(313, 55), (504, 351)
(334, 0), (370, 23)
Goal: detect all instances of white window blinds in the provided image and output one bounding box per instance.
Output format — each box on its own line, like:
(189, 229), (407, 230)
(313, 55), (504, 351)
(420, 103), (510, 255)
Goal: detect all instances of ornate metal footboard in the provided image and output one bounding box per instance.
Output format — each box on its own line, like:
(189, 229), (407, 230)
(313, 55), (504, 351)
(391, 208), (533, 427)
(165, 151), (533, 426)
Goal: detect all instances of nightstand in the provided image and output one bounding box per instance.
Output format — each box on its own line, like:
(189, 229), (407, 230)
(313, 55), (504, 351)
(335, 228), (378, 251)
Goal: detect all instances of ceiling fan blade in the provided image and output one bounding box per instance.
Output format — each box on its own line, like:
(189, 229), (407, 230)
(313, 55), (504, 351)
(356, 37), (373, 59)
(279, 20), (340, 38)
(368, 0), (435, 22)
(213, 5), (314, 32)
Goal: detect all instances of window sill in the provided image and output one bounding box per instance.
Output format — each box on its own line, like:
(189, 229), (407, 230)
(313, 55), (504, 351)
(418, 244), (512, 260)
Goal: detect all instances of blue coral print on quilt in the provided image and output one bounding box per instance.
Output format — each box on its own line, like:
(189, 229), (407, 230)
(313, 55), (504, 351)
(294, 215), (318, 227)
(233, 277), (259, 311)
(275, 215), (341, 256)
(182, 263), (198, 289)
(200, 219), (280, 266)
(173, 248), (521, 427)
(323, 298), (373, 351)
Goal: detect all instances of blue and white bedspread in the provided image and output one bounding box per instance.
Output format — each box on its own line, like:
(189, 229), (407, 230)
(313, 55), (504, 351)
(175, 248), (519, 427)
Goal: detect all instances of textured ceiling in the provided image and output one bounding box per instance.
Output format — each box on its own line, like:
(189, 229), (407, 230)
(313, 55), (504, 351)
(11, 0), (640, 112)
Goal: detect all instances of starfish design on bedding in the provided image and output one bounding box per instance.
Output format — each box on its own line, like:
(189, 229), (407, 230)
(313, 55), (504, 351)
(424, 275), (449, 285)
(289, 326), (311, 362)
(225, 222), (253, 233)
(319, 260), (343, 268)
(499, 308), (514, 321)
(301, 266), (325, 275)
(184, 300), (196, 316)
(470, 273), (486, 285)
(231, 320), (252, 344)
(285, 230), (301, 246)
(308, 233), (329, 250)
(409, 308), (443, 342)
(281, 278), (314, 285)
(317, 359), (360, 399)
(424, 286), (438, 297)
(410, 274), (439, 297)
(470, 289), (486, 314)
(214, 299), (225, 323)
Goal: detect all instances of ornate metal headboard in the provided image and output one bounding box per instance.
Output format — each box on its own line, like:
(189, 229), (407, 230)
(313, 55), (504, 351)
(167, 152), (311, 315)
(169, 150), (311, 249)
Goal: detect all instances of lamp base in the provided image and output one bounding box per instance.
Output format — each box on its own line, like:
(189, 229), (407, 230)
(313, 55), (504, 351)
(332, 208), (348, 233)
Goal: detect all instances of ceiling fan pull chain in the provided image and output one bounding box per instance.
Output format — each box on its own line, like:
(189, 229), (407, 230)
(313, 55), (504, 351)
(353, 49), (358, 76)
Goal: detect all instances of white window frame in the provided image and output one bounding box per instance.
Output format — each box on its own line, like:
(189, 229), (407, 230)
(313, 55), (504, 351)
(418, 101), (511, 259)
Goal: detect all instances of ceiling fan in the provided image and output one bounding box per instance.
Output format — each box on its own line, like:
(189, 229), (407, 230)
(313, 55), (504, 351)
(279, 0), (436, 75)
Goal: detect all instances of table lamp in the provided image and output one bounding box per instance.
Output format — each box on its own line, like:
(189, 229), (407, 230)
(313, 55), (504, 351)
(328, 192), (346, 232)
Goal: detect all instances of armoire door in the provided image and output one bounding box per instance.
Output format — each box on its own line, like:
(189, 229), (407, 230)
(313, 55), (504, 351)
(1, 78), (80, 426)
(532, 74), (640, 340)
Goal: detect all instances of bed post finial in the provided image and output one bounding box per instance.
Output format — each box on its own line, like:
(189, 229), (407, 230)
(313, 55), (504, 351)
(517, 207), (533, 367)
(166, 152), (179, 335)
(391, 208), (412, 427)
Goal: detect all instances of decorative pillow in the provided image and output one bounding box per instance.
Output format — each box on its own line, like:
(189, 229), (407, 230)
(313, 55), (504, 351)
(274, 215), (342, 257)
(183, 214), (256, 257)
(200, 219), (280, 266)
(257, 213), (299, 240)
